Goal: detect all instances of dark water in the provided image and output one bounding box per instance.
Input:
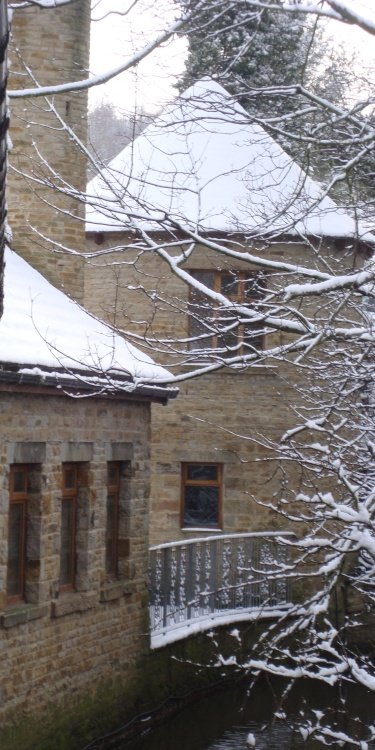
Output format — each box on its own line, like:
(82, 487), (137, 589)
(117, 679), (375, 750)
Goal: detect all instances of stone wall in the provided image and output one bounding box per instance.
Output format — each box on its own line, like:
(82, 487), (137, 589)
(148, 368), (299, 545)
(0, 387), (151, 724)
(7, 0), (91, 302)
(84, 234), (362, 545)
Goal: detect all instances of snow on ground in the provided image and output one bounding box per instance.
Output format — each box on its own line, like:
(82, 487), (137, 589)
(0, 247), (174, 387)
(87, 78), (374, 243)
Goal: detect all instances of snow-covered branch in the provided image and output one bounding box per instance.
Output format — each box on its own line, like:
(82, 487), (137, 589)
(10, 0), (77, 8)
(241, 0), (375, 34)
(9, 11), (192, 98)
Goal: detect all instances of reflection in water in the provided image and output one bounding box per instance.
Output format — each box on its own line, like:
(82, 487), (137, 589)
(120, 680), (375, 750)
(200, 724), (304, 750)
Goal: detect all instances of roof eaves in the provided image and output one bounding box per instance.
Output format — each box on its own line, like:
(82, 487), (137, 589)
(0, 364), (178, 404)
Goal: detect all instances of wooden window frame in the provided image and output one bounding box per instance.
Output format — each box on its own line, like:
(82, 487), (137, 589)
(181, 462), (223, 530)
(188, 269), (265, 353)
(106, 462), (121, 579)
(7, 465), (28, 603)
(60, 463), (79, 590)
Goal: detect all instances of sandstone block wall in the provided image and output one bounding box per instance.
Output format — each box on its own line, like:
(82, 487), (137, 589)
(84, 235), (357, 545)
(0, 388), (151, 723)
(7, 0), (91, 302)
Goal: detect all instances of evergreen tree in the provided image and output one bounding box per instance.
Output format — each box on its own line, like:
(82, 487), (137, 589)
(178, 3), (374, 217)
(178, 0), (307, 118)
(296, 40), (375, 216)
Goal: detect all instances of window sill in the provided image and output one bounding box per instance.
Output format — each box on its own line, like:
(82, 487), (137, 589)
(181, 527), (223, 534)
(1, 602), (49, 628)
(100, 580), (134, 602)
(51, 590), (97, 618)
(179, 362), (276, 372)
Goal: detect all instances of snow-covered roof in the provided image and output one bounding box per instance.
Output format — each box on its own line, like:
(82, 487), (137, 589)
(0, 247), (175, 399)
(86, 79), (374, 244)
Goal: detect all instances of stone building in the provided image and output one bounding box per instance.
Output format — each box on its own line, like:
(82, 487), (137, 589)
(0, 0), (175, 732)
(0, 246), (175, 724)
(85, 79), (373, 546)
(2, 0), (372, 728)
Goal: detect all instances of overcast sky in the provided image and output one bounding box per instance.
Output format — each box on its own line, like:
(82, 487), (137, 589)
(89, 0), (186, 113)
(89, 0), (375, 114)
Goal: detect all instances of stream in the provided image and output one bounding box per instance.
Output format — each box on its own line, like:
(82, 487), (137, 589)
(111, 679), (375, 750)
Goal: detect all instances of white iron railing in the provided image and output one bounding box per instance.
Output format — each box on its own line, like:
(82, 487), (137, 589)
(149, 532), (292, 647)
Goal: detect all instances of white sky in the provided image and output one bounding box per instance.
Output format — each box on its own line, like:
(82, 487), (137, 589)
(89, 0), (375, 114)
(89, 0), (187, 113)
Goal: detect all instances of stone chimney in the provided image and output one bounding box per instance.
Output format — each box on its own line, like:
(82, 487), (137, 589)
(7, 0), (91, 303)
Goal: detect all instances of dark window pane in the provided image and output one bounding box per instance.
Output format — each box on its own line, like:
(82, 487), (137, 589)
(189, 292), (214, 317)
(218, 333), (239, 352)
(189, 272), (215, 349)
(189, 271), (215, 289)
(186, 464), (218, 481)
(60, 499), (75, 586)
(106, 492), (118, 576)
(221, 272), (239, 297)
(12, 468), (27, 494)
(189, 301), (215, 349)
(63, 467), (76, 490)
(108, 464), (119, 487)
(216, 309), (239, 352)
(243, 323), (264, 351)
(244, 273), (266, 300)
(188, 272), (217, 351)
(183, 486), (219, 527)
(7, 502), (25, 597)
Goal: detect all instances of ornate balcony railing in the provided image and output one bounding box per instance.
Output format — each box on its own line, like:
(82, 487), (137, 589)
(149, 532), (292, 647)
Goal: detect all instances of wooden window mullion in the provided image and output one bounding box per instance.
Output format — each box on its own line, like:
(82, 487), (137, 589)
(7, 465), (28, 602)
(60, 464), (78, 590)
(106, 463), (120, 578)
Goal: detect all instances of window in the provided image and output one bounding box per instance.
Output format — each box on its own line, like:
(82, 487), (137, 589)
(181, 463), (222, 529)
(104, 461), (131, 581)
(106, 463), (120, 577)
(188, 270), (266, 354)
(60, 464), (78, 589)
(7, 465), (28, 600)
(7, 463), (43, 605)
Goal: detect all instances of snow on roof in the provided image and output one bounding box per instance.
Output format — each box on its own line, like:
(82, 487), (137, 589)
(86, 78), (374, 244)
(0, 247), (174, 394)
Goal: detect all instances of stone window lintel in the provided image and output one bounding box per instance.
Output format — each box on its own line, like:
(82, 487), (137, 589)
(60, 442), (93, 463)
(106, 442), (134, 462)
(7, 442), (46, 464)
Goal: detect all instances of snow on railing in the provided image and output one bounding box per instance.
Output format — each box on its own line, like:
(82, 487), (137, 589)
(149, 532), (293, 648)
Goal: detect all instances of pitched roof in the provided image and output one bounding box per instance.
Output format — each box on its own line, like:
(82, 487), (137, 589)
(86, 79), (373, 243)
(0, 247), (176, 400)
